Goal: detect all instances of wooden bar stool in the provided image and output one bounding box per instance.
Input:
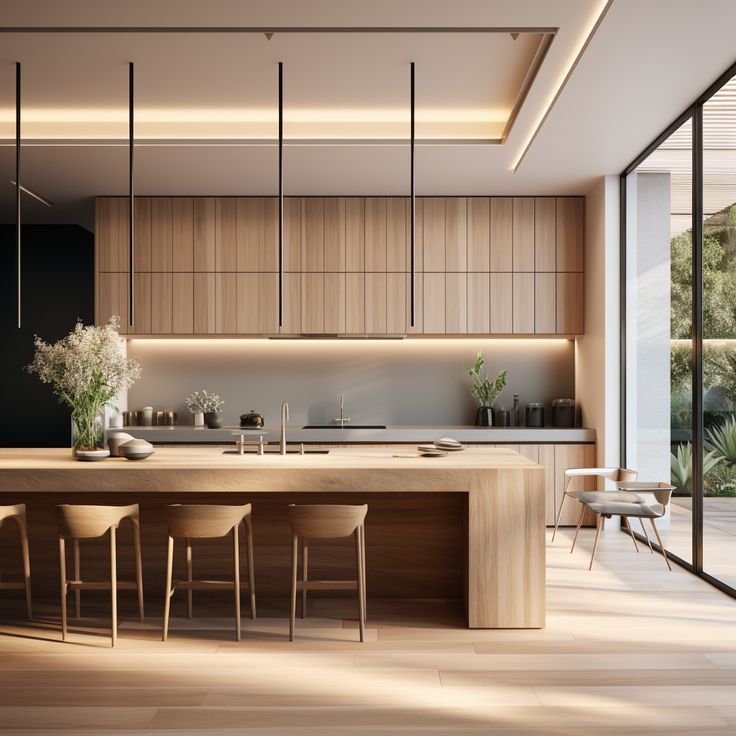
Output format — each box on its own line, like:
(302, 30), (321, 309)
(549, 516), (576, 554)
(56, 504), (143, 647)
(163, 504), (256, 642)
(287, 504), (367, 642)
(0, 504), (33, 620)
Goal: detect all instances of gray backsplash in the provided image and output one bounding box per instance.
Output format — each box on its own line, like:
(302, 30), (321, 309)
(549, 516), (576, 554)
(126, 339), (575, 427)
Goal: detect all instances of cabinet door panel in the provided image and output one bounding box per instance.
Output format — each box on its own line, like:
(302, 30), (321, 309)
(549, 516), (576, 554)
(490, 197), (513, 271)
(556, 197), (584, 272)
(445, 272), (467, 334)
(512, 273), (534, 334)
(236, 198), (260, 272)
(557, 272), (584, 334)
(386, 272), (406, 334)
(258, 273), (279, 333)
(215, 273), (237, 333)
(280, 272), (301, 333)
(301, 272), (324, 333)
(489, 273), (512, 334)
(236, 273), (260, 333)
(512, 197), (535, 272)
(284, 198), (302, 272)
(345, 272), (365, 333)
(423, 272), (445, 333)
(134, 198), (151, 272)
(365, 198), (387, 272)
(97, 198), (128, 272)
(406, 272), (423, 334)
(324, 272), (346, 333)
(534, 198), (556, 272)
(467, 272), (490, 333)
(445, 197), (467, 271)
(215, 198), (237, 272)
(193, 273), (216, 333)
(345, 198), (365, 271)
(172, 272), (193, 334)
(97, 272), (128, 331)
(151, 198), (173, 272)
(172, 198), (193, 272)
(422, 197), (445, 272)
(365, 272), (387, 334)
(151, 273), (173, 334)
(303, 198), (325, 272)
(467, 197), (490, 271)
(193, 198), (216, 271)
(132, 272), (151, 335)
(386, 198), (407, 271)
(535, 272), (556, 334)
(324, 198), (346, 272)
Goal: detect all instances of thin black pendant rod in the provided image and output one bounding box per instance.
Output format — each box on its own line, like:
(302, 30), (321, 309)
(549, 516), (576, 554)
(410, 61), (415, 328)
(15, 61), (21, 329)
(129, 61), (135, 328)
(278, 61), (284, 328)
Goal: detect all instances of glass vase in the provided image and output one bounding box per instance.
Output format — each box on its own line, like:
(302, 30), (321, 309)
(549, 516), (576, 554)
(71, 407), (106, 452)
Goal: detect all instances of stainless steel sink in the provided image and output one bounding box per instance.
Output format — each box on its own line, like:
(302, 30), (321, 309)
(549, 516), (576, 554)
(302, 425), (387, 430)
(222, 449), (330, 455)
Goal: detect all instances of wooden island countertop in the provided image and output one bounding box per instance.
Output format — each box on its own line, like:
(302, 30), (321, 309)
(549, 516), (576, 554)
(0, 447), (545, 629)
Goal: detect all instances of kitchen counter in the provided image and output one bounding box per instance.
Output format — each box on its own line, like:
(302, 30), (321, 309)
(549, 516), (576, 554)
(0, 447), (544, 629)
(106, 424), (595, 445)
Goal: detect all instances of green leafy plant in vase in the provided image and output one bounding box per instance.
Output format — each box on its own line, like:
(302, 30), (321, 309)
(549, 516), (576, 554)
(467, 352), (508, 427)
(26, 316), (141, 456)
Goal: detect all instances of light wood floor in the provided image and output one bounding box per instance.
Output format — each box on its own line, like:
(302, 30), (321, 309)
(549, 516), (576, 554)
(1, 526), (736, 735)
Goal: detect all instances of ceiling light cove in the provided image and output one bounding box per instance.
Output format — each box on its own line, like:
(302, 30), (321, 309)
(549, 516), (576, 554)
(0, 106), (510, 141)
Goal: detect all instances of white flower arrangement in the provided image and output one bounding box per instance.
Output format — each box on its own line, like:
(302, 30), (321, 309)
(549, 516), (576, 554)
(26, 316), (141, 449)
(185, 390), (225, 414)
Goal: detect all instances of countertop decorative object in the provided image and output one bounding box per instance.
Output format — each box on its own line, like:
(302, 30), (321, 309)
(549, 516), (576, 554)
(185, 390), (225, 429)
(118, 438), (155, 461)
(467, 352), (507, 427)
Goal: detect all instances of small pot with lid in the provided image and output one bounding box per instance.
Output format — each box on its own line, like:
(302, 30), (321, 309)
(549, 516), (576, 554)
(525, 402), (546, 428)
(240, 410), (264, 428)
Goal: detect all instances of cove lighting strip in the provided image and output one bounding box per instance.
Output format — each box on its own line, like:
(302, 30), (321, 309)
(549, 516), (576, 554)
(511, 0), (612, 172)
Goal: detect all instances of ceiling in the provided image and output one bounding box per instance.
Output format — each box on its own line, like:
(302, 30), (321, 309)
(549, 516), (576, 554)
(1, 0), (736, 229)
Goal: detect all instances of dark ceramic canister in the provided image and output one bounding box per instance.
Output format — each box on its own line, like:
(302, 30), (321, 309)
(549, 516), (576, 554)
(475, 406), (495, 427)
(204, 411), (223, 429)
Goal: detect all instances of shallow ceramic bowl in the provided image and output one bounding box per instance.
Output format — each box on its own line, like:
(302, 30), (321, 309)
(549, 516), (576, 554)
(119, 439), (155, 461)
(75, 449), (110, 462)
(107, 432), (135, 457)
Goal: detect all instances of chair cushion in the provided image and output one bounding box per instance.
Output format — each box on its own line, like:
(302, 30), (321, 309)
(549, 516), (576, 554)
(584, 501), (661, 518)
(569, 490), (644, 504)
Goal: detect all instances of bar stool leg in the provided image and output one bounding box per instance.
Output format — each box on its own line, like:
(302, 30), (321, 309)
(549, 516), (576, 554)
(110, 526), (117, 648)
(245, 517), (256, 620)
(162, 535), (174, 642)
(59, 537), (67, 641)
(623, 516), (639, 552)
(570, 503), (585, 553)
(649, 518), (672, 571)
(19, 518), (32, 621)
(186, 538), (193, 620)
(588, 513), (603, 571)
(354, 528), (365, 643)
(232, 525), (241, 642)
(289, 534), (298, 642)
(360, 523), (367, 623)
(639, 518), (654, 553)
(551, 491), (568, 542)
(133, 522), (144, 622)
(73, 539), (81, 618)
(301, 538), (308, 619)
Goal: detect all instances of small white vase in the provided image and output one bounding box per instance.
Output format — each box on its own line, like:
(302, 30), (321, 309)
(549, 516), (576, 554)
(193, 412), (205, 428)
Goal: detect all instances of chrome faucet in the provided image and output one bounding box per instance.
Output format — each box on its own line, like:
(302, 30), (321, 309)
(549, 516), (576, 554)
(334, 394), (351, 428)
(280, 401), (290, 455)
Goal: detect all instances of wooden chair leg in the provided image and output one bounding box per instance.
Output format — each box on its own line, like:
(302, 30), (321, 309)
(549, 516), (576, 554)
(59, 537), (67, 642)
(19, 519), (32, 621)
(588, 513), (603, 571)
(623, 516), (639, 552)
(649, 518), (672, 571)
(301, 538), (308, 620)
(245, 517), (256, 620)
(639, 518), (654, 553)
(232, 525), (241, 642)
(73, 539), (81, 619)
(354, 528), (365, 643)
(570, 503), (585, 553)
(110, 526), (117, 648)
(185, 538), (193, 620)
(289, 534), (298, 642)
(551, 493), (568, 542)
(360, 523), (367, 622)
(162, 535), (174, 642)
(133, 523), (144, 622)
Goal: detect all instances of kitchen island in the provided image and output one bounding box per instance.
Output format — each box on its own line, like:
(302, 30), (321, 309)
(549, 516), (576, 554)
(0, 447), (545, 629)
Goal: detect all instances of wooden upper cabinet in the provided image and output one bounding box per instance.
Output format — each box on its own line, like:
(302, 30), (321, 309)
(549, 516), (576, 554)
(557, 272), (584, 334)
(534, 198), (556, 272)
(172, 198), (193, 272)
(556, 197), (584, 272)
(284, 197), (302, 272)
(512, 197), (534, 272)
(324, 198), (346, 272)
(303, 198), (325, 272)
(490, 198), (513, 272)
(236, 197), (278, 272)
(445, 198), (467, 272)
(151, 198), (173, 271)
(345, 198), (365, 271)
(97, 198), (128, 272)
(422, 197), (445, 272)
(386, 198), (408, 271)
(467, 198), (490, 271)
(134, 198), (151, 272)
(193, 198), (216, 271)
(215, 198), (237, 272)
(365, 197), (387, 272)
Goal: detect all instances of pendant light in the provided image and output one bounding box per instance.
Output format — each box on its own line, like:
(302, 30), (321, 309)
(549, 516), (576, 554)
(128, 61), (135, 328)
(278, 61), (284, 328)
(15, 61), (21, 329)
(409, 62), (415, 328)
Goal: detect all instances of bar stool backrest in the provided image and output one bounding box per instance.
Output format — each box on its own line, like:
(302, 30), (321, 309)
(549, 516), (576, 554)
(288, 504), (367, 539)
(0, 504), (26, 527)
(56, 504), (139, 539)
(166, 503), (252, 539)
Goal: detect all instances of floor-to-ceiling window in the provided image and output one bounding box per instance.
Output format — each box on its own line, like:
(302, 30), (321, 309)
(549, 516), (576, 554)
(623, 62), (736, 595)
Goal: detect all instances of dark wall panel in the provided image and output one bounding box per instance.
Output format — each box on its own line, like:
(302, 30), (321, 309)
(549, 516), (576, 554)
(0, 225), (94, 447)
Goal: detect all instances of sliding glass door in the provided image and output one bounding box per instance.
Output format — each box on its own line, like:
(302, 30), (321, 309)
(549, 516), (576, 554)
(623, 62), (736, 595)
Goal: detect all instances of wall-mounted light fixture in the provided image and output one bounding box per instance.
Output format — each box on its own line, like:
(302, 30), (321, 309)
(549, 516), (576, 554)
(128, 61), (135, 328)
(15, 61), (21, 329)
(409, 61), (416, 328)
(278, 61), (284, 328)
(9, 180), (53, 207)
